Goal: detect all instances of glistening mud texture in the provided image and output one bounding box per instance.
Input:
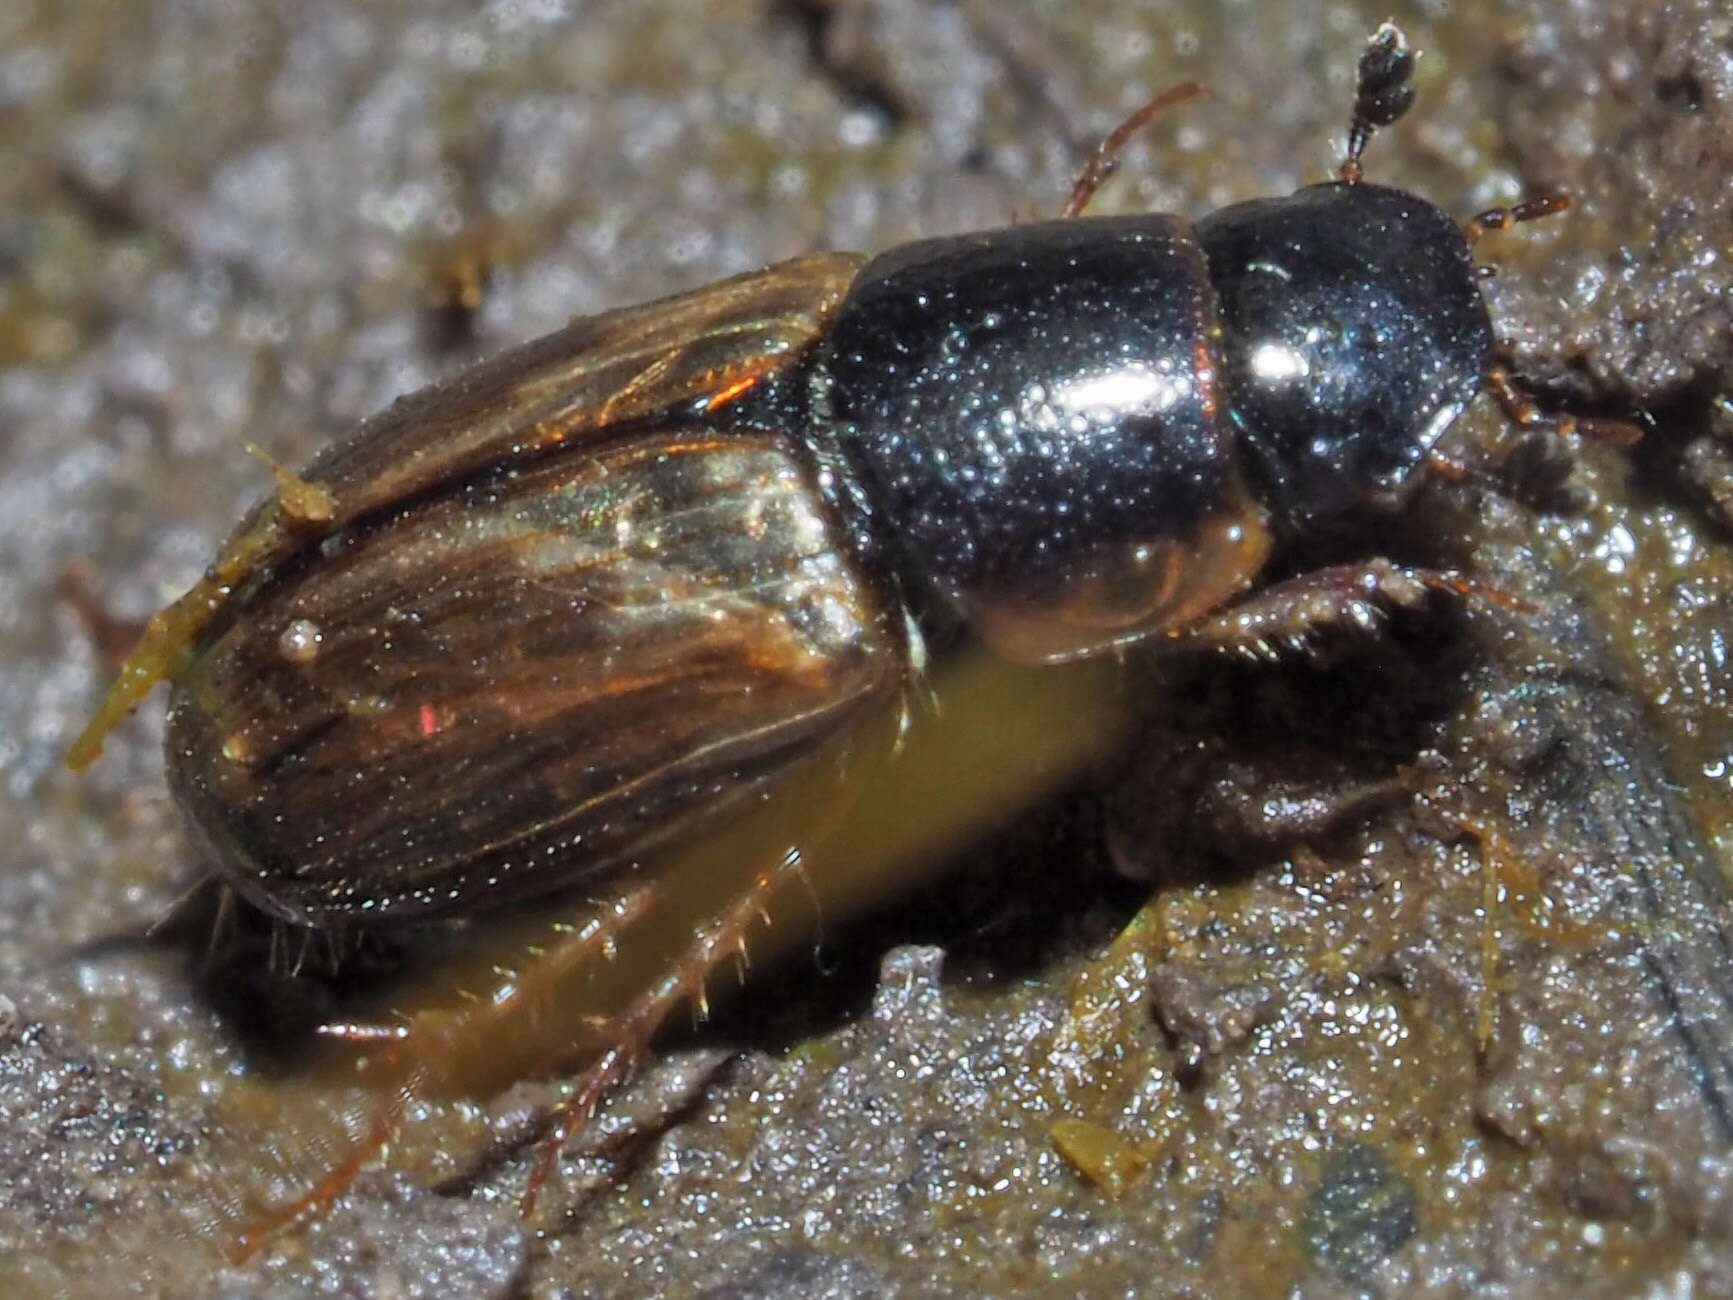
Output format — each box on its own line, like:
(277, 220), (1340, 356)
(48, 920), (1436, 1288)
(6, 0), (1733, 1295)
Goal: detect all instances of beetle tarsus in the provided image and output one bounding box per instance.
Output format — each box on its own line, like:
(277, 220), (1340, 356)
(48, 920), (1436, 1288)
(1488, 362), (1646, 448)
(230, 1079), (418, 1263)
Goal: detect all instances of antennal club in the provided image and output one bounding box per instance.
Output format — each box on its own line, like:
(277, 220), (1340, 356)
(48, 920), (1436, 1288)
(1340, 22), (1416, 183)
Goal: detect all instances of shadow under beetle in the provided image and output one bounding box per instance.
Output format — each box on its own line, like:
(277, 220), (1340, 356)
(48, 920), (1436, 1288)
(70, 23), (1611, 1248)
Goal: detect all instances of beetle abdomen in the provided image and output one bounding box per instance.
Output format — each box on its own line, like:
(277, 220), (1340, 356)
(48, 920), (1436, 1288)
(167, 429), (899, 925)
(821, 215), (1271, 664)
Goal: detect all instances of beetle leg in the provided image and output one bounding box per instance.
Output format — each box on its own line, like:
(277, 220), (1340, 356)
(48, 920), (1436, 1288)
(57, 560), (147, 672)
(230, 1074), (422, 1261)
(1462, 196), (1648, 453)
(520, 846), (813, 1218)
(1488, 363), (1646, 448)
(230, 882), (660, 1260)
(1157, 559), (1466, 663)
(1060, 82), (1203, 219)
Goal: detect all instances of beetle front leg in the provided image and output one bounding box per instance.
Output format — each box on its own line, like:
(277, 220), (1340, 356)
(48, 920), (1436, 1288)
(1487, 363), (1645, 448)
(1158, 559), (1473, 663)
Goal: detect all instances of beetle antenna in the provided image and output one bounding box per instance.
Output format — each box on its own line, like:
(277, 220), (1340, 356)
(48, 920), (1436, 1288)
(1339, 22), (1416, 184)
(1461, 193), (1570, 245)
(1061, 81), (1204, 219)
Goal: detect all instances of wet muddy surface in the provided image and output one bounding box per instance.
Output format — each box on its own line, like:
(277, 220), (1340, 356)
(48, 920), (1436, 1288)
(4, 0), (1732, 1295)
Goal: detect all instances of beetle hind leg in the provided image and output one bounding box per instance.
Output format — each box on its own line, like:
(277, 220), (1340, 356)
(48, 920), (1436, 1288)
(520, 846), (813, 1218)
(228, 882), (661, 1260)
(229, 1077), (421, 1262)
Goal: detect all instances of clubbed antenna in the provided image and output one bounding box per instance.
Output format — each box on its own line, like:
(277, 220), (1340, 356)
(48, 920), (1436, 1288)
(1340, 23), (1417, 183)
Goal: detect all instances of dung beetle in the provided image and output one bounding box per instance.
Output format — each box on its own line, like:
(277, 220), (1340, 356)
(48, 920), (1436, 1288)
(70, 23), (1608, 1241)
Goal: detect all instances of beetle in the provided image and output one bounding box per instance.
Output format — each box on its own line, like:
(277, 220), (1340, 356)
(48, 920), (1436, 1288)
(69, 23), (1609, 1246)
